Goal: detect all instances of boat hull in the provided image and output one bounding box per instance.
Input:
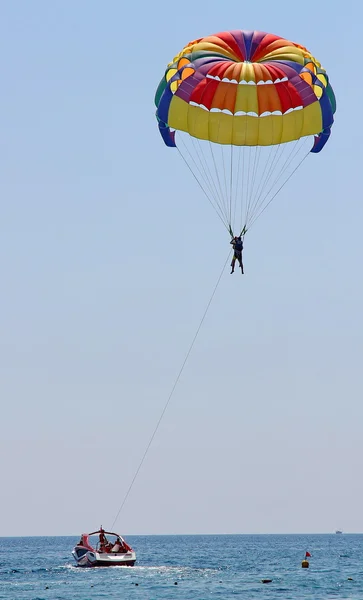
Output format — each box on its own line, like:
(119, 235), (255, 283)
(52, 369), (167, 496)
(72, 548), (136, 567)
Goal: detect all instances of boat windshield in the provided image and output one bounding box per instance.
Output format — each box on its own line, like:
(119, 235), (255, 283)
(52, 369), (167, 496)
(87, 531), (131, 554)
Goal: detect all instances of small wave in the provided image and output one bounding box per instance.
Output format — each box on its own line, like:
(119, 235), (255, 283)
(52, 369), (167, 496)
(31, 568), (48, 573)
(133, 565), (219, 573)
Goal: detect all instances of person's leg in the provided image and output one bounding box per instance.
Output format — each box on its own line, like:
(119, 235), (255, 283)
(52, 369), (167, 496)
(230, 256), (236, 274)
(238, 251), (244, 274)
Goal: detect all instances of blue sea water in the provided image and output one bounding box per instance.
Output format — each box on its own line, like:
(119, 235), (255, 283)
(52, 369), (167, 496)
(0, 534), (362, 599)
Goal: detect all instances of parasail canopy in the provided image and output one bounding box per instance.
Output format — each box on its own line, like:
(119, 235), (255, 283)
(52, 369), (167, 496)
(155, 30), (336, 236)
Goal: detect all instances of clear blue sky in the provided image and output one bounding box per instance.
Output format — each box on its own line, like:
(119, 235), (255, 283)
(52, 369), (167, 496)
(0, 0), (361, 537)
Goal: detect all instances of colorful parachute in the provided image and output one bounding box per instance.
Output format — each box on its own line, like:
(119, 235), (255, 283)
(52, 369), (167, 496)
(155, 30), (336, 236)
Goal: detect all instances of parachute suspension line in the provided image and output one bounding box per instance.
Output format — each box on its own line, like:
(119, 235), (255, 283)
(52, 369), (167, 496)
(240, 119), (248, 230)
(247, 141), (289, 225)
(176, 141), (229, 233)
(247, 145), (263, 230)
(175, 126), (312, 237)
(239, 147), (245, 235)
(232, 145), (242, 230)
(229, 121), (236, 233)
(177, 135), (215, 204)
(249, 143), (279, 214)
(189, 135), (227, 224)
(111, 251), (231, 530)
(247, 137), (311, 225)
(177, 114), (234, 231)
(246, 143), (284, 224)
(193, 137), (227, 222)
(229, 145), (233, 229)
(262, 139), (303, 201)
(247, 108), (303, 224)
(250, 146), (261, 210)
(270, 140), (300, 185)
(189, 136), (214, 195)
(211, 115), (231, 226)
(240, 121), (254, 229)
(243, 101), (312, 228)
(276, 137), (311, 184)
(211, 143), (230, 225)
(246, 114), (282, 225)
(237, 148), (242, 235)
(208, 139), (229, 226)
(237, 146), (244, 236)
(246, 146), (252, 227)
(221, 145), (229, 222)
(248, 107), (282, 221)
(248, 147), (285, 224)
(248, 149), (311, 230)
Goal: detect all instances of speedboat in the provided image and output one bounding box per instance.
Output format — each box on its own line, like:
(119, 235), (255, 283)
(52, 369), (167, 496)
(72, 527), (136, 567)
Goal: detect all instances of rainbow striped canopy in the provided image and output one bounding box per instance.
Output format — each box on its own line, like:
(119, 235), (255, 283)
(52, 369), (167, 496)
(155, 30), (336, 234)
(155, 30), (335, 152)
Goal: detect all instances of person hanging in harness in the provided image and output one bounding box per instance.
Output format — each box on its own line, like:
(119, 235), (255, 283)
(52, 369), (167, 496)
(230, 235), (244, 274)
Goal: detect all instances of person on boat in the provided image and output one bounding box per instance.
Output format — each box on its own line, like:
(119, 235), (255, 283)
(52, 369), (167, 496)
(99, 530), (106, 544)
(230, 235), (244, 274)
(99, 530), (112, 553)
(111, 536), (127, 553)
(111, 540), (121, 553)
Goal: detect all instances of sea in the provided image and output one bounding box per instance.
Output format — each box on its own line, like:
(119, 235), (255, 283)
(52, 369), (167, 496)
(1, 534), (362, 599)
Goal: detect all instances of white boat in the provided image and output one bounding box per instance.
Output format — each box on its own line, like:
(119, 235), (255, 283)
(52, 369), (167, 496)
(72, 527), (136, 567)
